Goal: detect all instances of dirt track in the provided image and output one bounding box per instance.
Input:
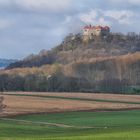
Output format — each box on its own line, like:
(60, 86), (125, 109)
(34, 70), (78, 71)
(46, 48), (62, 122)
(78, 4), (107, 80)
(0, 118), (103, 129)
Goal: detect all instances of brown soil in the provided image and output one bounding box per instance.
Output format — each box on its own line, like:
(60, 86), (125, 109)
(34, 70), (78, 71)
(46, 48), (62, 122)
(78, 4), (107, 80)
(5, 92), (140, 103)
(1, 94), (140, 117)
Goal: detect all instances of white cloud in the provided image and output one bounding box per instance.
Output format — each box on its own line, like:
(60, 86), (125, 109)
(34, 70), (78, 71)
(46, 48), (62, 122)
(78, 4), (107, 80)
(79, 10), (98, 23)
(17, 0), (72, 12)
(0, 0), (72, 12)
(79, 9), (112, 26)
(105, 10), (134, 25)
(98, 17), (112, 26)
(79, 9), (134, 26)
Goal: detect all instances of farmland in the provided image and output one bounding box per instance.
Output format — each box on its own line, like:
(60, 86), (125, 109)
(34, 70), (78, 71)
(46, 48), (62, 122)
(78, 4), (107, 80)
(0, 110), (140, 140)
(0, 92), (140, 139)
(2, 92), (140, 116)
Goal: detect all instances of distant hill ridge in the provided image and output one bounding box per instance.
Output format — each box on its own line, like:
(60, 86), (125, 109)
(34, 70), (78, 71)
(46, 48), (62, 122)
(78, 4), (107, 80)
(0, 59), (17, 68)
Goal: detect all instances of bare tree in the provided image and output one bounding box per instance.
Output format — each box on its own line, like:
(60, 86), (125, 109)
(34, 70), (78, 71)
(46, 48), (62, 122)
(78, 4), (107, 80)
(0, 93), (4, 115)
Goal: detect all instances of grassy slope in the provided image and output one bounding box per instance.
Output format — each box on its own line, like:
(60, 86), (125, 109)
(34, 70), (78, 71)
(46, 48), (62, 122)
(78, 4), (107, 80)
(0, 110), (140, 140)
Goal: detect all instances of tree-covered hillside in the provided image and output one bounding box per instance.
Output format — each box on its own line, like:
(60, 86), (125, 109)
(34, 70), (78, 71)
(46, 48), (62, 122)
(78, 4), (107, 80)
(0, 32), (140, 94)
(7, 32), (140, 69)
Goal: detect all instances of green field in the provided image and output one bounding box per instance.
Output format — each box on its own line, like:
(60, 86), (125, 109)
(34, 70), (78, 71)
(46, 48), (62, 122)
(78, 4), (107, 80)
(0, 110), (140, 140)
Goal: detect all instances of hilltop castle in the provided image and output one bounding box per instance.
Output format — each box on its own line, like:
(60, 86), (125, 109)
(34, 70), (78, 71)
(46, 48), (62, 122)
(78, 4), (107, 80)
(83, 25), (110, 42)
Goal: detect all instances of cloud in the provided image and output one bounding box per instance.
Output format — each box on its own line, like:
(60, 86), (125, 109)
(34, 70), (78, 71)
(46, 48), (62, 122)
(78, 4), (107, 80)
(79, 9), (112, 26)
(16, 0), (72, 12)
(0, 0), (140, 59)
(97, 17), (112, 26)
(79, 10), (98, 23)
(108, 0), (140, 6)
(0, 0), (73, 12)
(78, 9), (134, 26)
(105, 10), (134, 25)
(130, 0), (140, 5)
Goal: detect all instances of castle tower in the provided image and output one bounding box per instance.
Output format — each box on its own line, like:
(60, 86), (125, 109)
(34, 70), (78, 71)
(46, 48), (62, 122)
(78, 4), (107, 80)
(83, 25), (110, 44)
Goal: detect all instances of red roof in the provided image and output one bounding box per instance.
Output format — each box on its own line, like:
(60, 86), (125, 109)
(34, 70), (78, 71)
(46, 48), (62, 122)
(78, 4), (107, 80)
(84, 25), (95, 29)
(84, 25), (110, 30)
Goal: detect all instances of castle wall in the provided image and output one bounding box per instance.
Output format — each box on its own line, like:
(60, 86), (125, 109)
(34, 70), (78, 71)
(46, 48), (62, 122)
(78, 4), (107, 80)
(83, 25), (110, 42)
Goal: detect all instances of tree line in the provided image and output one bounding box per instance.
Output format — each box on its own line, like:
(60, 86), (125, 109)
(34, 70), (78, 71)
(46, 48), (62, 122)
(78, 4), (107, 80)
(0, 94), (4, 115)
(0, 70), (139, 94)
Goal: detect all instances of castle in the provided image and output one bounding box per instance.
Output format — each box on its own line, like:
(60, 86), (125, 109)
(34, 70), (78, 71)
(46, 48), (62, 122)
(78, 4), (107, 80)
(83, 25), (110, 42)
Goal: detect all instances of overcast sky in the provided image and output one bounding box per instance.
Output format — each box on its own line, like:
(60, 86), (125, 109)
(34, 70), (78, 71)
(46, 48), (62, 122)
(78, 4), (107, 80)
(0, 0), (140, 59)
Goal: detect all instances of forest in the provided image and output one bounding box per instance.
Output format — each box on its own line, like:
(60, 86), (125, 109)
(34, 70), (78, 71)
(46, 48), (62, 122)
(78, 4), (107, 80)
(0, 32), (140, 94)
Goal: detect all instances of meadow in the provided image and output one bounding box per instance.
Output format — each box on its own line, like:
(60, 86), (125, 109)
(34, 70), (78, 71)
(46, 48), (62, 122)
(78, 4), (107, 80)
(0, 110), (140, 140)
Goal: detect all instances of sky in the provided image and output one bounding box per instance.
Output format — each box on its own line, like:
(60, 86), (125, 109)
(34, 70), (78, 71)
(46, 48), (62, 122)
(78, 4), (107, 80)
(0, 0), (140, 59)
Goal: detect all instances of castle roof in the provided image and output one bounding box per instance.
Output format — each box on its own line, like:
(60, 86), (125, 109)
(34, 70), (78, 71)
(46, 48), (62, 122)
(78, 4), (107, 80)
(84, 25), (110, 30)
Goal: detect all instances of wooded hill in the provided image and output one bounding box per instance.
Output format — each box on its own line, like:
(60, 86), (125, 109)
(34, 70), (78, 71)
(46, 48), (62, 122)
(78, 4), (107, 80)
(1, 32), (140, 94)
(7, 32), (140, 69)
